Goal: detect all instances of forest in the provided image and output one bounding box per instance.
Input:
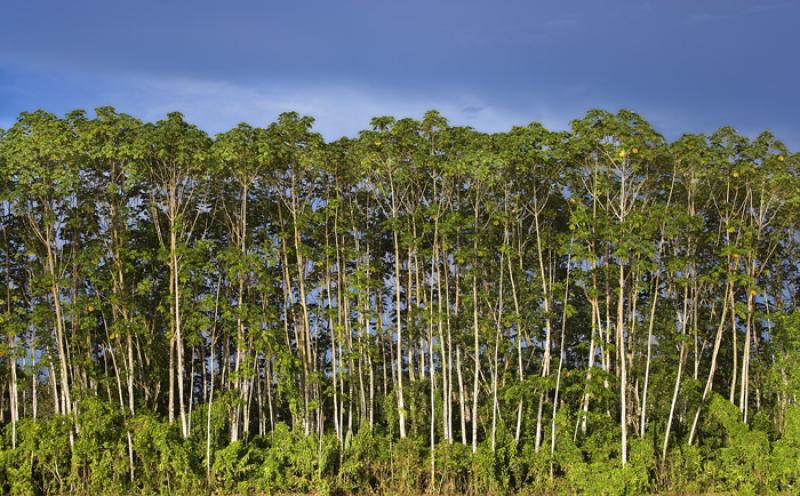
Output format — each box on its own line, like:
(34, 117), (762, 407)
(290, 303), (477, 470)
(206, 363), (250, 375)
(0, 107), (799, 495)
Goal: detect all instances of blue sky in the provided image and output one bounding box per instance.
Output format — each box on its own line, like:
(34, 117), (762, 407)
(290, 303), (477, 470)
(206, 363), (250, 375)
(1, 0), (798, 146)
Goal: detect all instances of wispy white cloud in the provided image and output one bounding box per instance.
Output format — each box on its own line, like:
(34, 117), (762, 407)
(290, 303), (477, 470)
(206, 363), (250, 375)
(9, 67), (791, 147)
(689, 2), (793, 23)
(94, 75), (573, 139)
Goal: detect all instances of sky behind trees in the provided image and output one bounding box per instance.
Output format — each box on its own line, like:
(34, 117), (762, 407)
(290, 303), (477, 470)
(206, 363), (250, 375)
(1, 0), (799, 144)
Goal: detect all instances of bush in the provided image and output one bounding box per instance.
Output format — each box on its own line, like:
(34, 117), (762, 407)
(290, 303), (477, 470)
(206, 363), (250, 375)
(435, 441), (471, 494)
(769, 406), (800, 492)
(129, 414), (202, 494)
(71, 397), (129, 493)
(702, 394), (769, 494)
(259, 422), (336, 494)
(212, 440), (260, 494)
(338, 427), (387, 493)
(389, 436), (424, 494)
(661, 444), (703, 493)
(4, 393), (800, 495)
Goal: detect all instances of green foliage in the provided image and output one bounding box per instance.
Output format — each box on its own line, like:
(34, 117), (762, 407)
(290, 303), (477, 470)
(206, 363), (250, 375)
(259, 422), (336, 494)
(769, 406), (800, 492)
(338, 428), (380, 492)
(435, 441), (472, 494)
(71, 397), (129, 493)
(129, 414), (202, 494)
(701, 394), (770, 494)
(211, 440), (259, 494)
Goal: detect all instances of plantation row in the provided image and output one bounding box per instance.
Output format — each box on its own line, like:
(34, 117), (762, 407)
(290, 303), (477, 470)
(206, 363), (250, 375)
(0, 108), (799, 494)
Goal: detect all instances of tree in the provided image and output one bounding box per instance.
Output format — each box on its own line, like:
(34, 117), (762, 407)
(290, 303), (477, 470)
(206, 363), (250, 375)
(136, 112), (211, 438)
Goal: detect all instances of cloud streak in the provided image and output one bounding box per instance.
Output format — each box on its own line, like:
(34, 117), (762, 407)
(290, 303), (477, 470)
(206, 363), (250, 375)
(77, 74), (576, 140)
(3, 68), (796, 148)
(688, 1), (793, 23)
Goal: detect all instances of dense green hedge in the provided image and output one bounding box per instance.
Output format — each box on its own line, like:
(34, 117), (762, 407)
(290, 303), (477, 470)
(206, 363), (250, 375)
(1, 396), (799, 494)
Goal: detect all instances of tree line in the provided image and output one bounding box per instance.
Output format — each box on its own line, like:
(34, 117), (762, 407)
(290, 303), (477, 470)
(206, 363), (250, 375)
(0, 107), (799, 494)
